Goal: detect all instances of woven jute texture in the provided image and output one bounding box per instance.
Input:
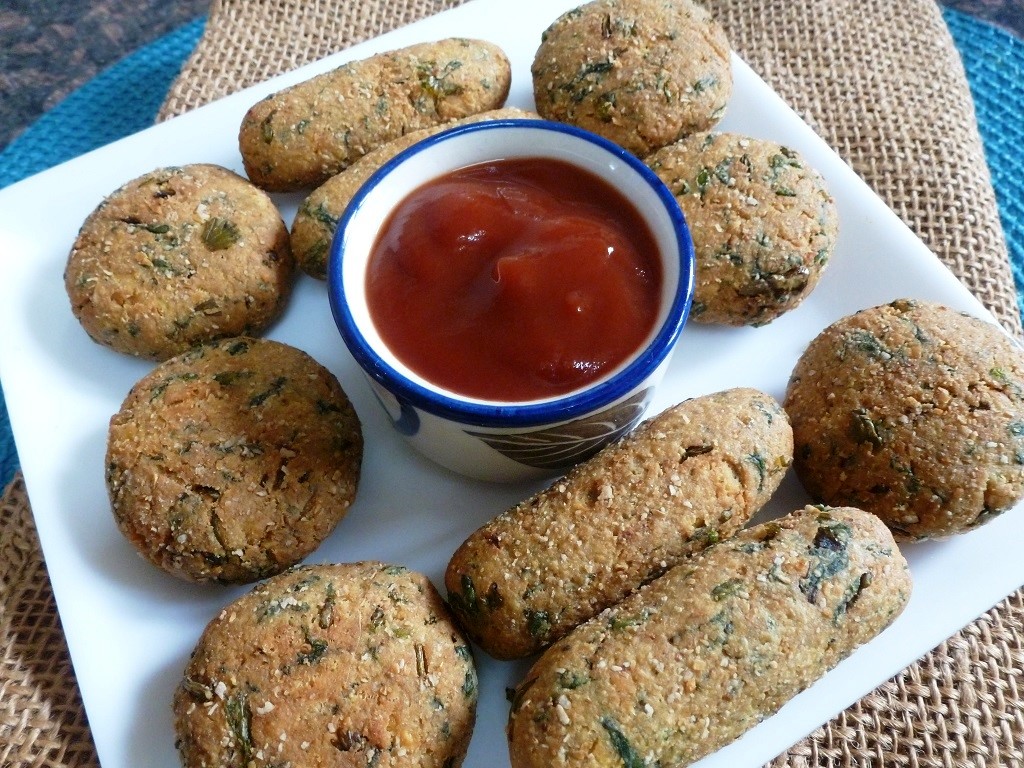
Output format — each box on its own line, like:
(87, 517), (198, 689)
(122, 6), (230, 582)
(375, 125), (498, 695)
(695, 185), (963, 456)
(4, 0), (1024, 766)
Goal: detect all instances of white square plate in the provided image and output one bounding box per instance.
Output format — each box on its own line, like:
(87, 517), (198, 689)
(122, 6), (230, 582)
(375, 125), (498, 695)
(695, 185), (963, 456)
(0, 1), (1020, 766)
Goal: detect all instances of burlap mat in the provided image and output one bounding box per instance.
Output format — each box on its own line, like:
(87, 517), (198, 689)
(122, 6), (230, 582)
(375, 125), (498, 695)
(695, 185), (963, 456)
(4, 0), (1023, 766)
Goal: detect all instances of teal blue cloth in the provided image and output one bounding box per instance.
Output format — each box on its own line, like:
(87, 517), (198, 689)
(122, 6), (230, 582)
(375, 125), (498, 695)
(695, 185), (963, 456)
(0, 17), (207, 187)
(943, 8), (1024, 320)
(0, 11), (1021, 489)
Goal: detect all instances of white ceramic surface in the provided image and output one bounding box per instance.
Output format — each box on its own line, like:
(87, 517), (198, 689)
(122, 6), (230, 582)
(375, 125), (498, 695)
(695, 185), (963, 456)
(328, 119), (694, 481)
(0, 1), (1020, 767)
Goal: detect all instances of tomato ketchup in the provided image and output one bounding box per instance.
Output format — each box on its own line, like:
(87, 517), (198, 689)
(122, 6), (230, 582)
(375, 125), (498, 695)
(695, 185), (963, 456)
(365, 157), (662, 401)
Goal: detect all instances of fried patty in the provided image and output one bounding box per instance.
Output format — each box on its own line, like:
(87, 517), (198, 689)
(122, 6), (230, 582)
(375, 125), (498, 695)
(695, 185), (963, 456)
(506, 505), (911, 768)
(65, 164), (293, 360)
(785, 298), (1024, 539)
(174, 562), (478, 768)
(532, 0), (732, 157)
(647, 131), (838, 325)
(239, 38), (512, 191)
(446, 388), (793, 659)
(106, 337), (363, 583)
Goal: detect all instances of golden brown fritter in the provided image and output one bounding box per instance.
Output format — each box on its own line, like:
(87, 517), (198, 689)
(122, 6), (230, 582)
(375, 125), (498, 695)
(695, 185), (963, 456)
(532, 0), (732, 156)
(65, 164), (293, 360)
(446, 388), (793, 659)
(290, 107), (538, 279)
(106, 337), (362, 583)
(239, 38), (512, 191)
(506, 505), (911, 768)
(647, 131), (837, 326)
(785, 298), (1024, 539)
(174, 563), (478, 768)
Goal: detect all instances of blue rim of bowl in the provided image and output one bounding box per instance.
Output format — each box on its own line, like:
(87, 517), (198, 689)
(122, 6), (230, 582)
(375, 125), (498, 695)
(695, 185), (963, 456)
(327, 118), (695, 429)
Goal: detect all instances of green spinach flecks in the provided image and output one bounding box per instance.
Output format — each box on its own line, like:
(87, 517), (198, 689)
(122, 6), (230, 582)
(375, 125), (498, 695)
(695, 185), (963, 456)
(296, 627), (328, 666)
(833, 572), (872, 623)
(526, 610), (551, 639)
(318, 583), (336, 629)
(202, 217), (241, 250)
(225, 691), (254, 764)
(850, 408), (885, 448)
(841, 329), (895, 362)
(300, 200), (341, 228)
(711, 577), (747, 602)
(692, 74), (718, 93)
(249, 376), (287, 407)
(148, 372), (199, 402)
(609, 607), (651, 631)
(747, 452), (768, 490)
(213, 370), (251, 387)
(418, 59), (465, 101)
(600, 716), (646, 768)
(462, 669), (477, 699)
(690, 526), (720, 546)
(557, 670), (591, 690)
(450, 574), (480, 617)
(799, 519), (852, 603)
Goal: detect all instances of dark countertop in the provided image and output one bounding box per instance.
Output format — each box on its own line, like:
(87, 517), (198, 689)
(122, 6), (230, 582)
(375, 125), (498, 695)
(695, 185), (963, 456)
(0, 0), (209, 151)
(0, 0), (1021, 154)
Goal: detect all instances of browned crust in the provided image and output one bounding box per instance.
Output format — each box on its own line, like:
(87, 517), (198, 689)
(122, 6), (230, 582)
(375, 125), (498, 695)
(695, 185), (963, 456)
(531, 0), (732, 157)
(64, 164), (293, 360)
(106, 337), (363, 583)
(290, 107), (538, 279)
(785, 298), (1024, 539)
(506, 505), (911, 768)
(646, 131), (838, 326)
(174, 563), (478, 768)
(445, 388), (793, 659)
(239, 38), (512, 191)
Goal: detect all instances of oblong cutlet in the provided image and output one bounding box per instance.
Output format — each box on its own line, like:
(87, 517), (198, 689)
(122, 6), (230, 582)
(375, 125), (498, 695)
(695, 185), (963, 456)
(239, 38), (512, 191)
(290, 107), (538, 279)
(445, 388), (793, 659)
(506, 505), (911, 768)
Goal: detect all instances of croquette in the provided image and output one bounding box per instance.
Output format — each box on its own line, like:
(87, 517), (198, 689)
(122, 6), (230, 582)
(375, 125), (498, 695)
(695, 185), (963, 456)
(64, 164), (293, 360)
(445, 388), (793, 659)
(239, 38), (512, 191)
(174, 562), (478, 768)
(531, 0), (732, 157)
(647, 131), (837, 325)
(291, 107), (538, 279)
(785, 298), (1024, 539)
(506, 505), (911, 768)
(106, 337), (363, 583)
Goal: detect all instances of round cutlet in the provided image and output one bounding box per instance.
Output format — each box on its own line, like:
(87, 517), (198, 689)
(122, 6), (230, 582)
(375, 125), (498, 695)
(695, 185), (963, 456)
(785, 299), (1024, 539)
(106, 337), (363, 583)
(65, 163), (294, 360)
(647, 132), (838, 326)
(174, 563), (478, 768)
(531, 0), (732, 157)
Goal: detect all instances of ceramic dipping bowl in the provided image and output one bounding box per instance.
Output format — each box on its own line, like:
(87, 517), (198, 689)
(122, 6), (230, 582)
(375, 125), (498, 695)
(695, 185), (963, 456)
(328, 119), (694, 482)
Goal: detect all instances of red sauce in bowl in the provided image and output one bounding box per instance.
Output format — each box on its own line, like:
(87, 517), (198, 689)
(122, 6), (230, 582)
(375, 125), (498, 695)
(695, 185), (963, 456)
(365, 157), (663, 402)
